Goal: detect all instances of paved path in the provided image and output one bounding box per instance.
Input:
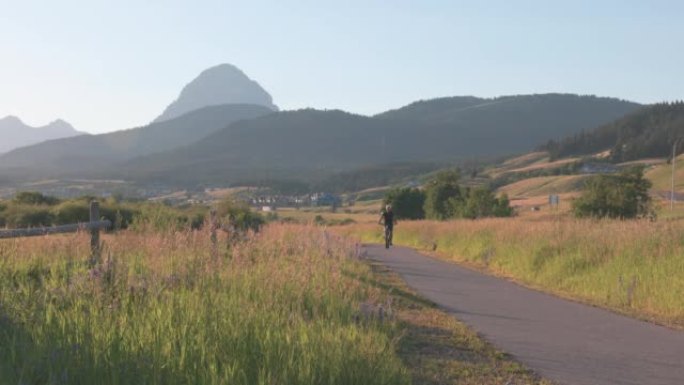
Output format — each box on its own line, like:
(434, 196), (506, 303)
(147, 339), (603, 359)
(365, 244), (684, 385)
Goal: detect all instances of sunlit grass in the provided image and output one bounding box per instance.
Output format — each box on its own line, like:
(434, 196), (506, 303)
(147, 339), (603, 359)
(0, 225), (409, 385)
(343, 217), (684, 327)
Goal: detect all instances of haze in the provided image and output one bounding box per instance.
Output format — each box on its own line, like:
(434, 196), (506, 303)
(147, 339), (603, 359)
(1, 0), (683, 134)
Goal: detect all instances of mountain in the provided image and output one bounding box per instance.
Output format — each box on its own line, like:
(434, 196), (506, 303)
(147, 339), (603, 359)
(543, 102), (684, 162)
(0, 116), (84, 153)
(154, 64), (277, 123)
(377, 94), (642, 150)
(0, 104), (273, 176)
(112, 95), (642, 186)
(0, 93), (644, 189)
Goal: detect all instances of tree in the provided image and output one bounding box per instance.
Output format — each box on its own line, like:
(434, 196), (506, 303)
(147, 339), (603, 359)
(451, 188), (514, 219)
(13, 191), (59, 206)
(573, 167), (651, 219)
(383, 187), (426, 219)
(423, 170), (462, 220)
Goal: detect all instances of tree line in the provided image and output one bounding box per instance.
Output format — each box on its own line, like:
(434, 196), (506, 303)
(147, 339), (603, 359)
(384, 167), (654, 221)
(383, 170), (513, 220)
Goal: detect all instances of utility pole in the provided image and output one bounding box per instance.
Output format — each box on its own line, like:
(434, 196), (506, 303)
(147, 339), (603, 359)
(672, 139), (680, 210)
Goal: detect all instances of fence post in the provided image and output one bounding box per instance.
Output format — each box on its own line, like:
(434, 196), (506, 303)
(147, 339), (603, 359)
(89, 201), (101, 266)
(210, 209), (218, 260)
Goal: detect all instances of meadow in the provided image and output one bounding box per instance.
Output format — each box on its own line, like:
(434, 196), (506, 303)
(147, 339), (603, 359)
(0, 225), (409, 385)
(0, 221), (549, 385)
(343, 215), (684, 328)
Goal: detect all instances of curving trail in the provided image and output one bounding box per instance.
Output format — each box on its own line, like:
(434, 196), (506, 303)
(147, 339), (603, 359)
(365, 244), (684, 385)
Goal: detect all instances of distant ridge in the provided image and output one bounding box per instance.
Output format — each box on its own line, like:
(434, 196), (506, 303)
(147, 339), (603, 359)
(0, 93), (644, 189)
(154, 63), (277, 123)
(0, 104), (273, 175)
(110, 95), (643, 186)
(0, 116), (84, 153)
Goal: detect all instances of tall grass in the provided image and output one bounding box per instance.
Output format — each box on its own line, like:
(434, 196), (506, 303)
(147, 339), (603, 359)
(0, 225), (409, 385)
(343, 218), (684, 327)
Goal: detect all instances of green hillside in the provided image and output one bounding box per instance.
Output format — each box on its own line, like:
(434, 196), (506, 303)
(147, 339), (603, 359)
(543, 102), (684, 162)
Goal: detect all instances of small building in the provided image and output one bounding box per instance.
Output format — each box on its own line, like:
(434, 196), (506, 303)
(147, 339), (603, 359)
(579, 163), (619, 174)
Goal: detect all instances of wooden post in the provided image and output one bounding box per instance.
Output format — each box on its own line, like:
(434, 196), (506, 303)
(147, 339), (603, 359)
(89, 201), (101, 266)
(210, 209), (218, 260)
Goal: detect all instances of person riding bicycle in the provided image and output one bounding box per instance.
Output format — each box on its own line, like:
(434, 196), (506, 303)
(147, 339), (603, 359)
(378, 204), (395, 248)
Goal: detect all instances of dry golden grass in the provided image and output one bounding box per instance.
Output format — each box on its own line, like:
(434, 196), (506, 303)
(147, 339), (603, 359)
(499, 152), (548, 169)
(646, 155), (684, 192)
(343, 217), (684, 328)
(497, 175), (588, 198)
(276, 207), (378, 224)
(0, 224), (553, 384)
(506, 157), (580, 174)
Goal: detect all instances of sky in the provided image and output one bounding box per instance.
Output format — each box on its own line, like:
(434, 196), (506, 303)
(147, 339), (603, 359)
(1, 0), (683, 134)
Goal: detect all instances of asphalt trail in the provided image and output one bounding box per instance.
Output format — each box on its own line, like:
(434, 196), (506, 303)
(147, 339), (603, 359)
(365, 244), (684, 385)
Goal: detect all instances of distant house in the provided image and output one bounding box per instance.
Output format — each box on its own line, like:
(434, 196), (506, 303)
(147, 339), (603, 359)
(579, 163), (619, 174)
(311, 192), (341, 207)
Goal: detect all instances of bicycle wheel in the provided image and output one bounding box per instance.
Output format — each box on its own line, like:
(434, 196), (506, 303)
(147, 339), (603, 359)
(385, 227), (391, 249)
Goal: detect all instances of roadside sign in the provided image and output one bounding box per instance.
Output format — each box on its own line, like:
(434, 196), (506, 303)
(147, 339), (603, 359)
(549, 194), (560, 206)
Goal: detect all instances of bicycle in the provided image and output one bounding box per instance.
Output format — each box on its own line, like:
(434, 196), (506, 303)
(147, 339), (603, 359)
(383, 225), (393, 249)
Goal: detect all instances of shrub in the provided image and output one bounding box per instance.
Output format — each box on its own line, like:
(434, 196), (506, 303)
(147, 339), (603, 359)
(12, 191), (60, 205)
(216, 197), (264, 233)
(129, 204), (192, 232)
(2, 204), (55, 228)
(573, 167), (651, 219)
(51, 201), (91, 224)
(424, 170), (462, 220)
(383, 187), (426, 219)
(451, 188), (514, 219)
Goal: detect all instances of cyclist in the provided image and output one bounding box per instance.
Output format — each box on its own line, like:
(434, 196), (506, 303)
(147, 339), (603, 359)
(378, 204), (395, 248)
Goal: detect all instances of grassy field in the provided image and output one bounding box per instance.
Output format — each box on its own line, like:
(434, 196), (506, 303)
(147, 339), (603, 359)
(646, 155), (684, 192)
(0, 226), (408, 384)
(275, 205), (379, 225)
(342, 217), (684, 328)
(0, 224), (548, 384)
(497, 175), (588, 199)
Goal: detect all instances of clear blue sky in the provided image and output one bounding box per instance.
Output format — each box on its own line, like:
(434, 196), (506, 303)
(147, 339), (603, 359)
(1, 0), (682, 134)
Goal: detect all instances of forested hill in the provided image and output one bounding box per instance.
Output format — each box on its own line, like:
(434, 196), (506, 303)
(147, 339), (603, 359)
(110, 97), (642, 185)
(542, 102), (684, 162)
(0, 93), (645, 188)
(376, 94), (642, 146)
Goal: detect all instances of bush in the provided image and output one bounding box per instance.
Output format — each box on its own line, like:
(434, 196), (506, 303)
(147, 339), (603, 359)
(422, 170), (513, 220)
(2, 204), (55, 228)
(424, 170), (462, 220)
(0, 194), (207, 230)
(573, 167), (651, 219)
(216, 198), (264, 233)
(130, 204), (193, 232)
(51, 201), (91, 224)
(13, 192), (60, 206)
(451, 188), (514, 219)
(383, 187), (426, 219)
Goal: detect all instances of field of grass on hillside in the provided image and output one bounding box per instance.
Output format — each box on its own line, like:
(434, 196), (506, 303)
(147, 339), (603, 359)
(646, 155), (684, 192)
(497, 175), (588, 198)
